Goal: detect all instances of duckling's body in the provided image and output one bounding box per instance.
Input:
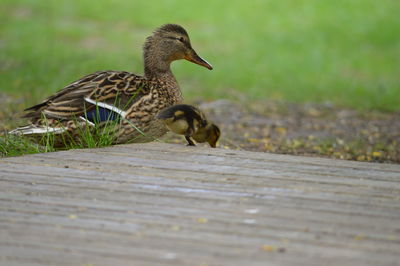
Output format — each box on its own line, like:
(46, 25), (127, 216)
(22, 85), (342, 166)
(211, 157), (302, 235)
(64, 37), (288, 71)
(157, 104), (220, 148)
(10, 24), (212, 145)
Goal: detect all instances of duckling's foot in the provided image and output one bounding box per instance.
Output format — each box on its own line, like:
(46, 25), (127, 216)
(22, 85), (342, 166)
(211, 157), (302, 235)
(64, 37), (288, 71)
(185, 136), (196, 146)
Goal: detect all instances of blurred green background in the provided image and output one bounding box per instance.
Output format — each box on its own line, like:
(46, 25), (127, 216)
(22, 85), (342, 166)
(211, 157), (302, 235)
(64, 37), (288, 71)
(1, 0), (400, 111)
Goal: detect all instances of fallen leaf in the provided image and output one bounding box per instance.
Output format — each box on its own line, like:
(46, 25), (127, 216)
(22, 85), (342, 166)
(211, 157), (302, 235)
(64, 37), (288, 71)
(197, 217), (208, 223)
(354, 234), (365, 240)
(372, 151), (381, 157)
(275, 127), (287, 135)
(248, 138), (260, 143)
(171, 225), (180, 231)
(261, 245), (275, 251)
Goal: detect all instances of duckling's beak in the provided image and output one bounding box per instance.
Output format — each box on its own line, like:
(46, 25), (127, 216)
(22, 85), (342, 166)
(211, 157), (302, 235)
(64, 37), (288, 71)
(185, 49), (213, 70)
(208, 141), (217, 148)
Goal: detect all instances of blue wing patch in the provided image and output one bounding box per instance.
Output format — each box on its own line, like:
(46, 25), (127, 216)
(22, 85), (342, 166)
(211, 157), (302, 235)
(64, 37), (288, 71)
(85, 107), (122, 124)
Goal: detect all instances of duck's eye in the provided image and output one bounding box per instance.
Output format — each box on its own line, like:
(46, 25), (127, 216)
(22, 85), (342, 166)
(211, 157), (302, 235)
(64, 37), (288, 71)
(167, 36), (185, 43)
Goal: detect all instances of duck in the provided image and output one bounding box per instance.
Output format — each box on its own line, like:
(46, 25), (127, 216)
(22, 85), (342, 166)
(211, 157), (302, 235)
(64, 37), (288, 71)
(9, 24), (213, 145)
(156, 104), (220, 148)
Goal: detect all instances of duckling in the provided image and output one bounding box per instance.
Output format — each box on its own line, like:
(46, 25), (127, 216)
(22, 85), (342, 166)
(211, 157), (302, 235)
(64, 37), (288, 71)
(156, 104), (220, 148)
(10, 24), (213, 145)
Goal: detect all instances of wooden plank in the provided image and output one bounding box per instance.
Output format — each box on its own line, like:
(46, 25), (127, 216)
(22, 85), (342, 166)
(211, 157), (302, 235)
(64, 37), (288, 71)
(0, 143), (399, 266)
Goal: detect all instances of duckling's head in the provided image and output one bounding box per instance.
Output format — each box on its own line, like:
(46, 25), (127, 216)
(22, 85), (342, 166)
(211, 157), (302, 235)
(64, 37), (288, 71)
(144, 24), (213, 76)
(192, 122), (221, 148)
(206, 123), (221, 148)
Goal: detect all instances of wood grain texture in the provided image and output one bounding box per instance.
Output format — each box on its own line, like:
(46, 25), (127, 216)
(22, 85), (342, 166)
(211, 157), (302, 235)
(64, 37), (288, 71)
(1, 143), (399, 266)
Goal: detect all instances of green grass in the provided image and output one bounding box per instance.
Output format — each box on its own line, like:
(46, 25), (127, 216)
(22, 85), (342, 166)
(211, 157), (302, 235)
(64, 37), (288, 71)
(1, 119), (123, 157)
(1, 0), (400, 111)
(0, 134), (50, 157)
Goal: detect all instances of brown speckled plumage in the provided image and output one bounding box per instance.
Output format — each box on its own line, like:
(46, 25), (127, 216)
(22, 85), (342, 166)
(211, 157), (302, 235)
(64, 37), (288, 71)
(10, 24), (212, 145)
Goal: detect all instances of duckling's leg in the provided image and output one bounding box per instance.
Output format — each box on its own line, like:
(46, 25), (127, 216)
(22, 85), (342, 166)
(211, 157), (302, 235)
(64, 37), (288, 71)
(185, 136), (196, 146)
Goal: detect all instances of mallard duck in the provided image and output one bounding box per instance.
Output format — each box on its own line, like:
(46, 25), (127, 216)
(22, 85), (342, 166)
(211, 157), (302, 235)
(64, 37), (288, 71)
(10, 24), (212, 145)
(156, 104), (220, 148)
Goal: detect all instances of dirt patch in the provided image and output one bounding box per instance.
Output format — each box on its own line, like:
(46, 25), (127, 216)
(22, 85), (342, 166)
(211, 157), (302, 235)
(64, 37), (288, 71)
(163, 99), (400, 164)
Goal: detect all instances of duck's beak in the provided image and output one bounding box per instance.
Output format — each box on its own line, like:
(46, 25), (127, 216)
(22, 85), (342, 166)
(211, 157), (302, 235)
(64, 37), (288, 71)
(185, 49), (213, 70)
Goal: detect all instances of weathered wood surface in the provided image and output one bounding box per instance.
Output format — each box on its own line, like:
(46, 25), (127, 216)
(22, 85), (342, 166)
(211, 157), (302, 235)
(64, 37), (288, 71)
(0, 143), (399, 266)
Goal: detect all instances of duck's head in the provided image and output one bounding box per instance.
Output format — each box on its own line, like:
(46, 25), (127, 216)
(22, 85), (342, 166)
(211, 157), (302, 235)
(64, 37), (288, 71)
(144, 24), (213, 76)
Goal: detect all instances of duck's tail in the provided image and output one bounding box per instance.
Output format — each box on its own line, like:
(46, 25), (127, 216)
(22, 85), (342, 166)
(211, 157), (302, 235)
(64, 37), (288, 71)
(9, 125), (66, 135)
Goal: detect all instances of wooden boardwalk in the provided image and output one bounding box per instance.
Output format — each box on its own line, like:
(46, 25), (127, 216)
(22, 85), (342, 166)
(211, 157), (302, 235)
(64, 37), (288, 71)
(0, 143), (399, 266)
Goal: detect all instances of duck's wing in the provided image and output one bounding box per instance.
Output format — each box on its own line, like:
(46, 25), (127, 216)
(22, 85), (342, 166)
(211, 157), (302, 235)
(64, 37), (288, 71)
(24, 71), (149, 123)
